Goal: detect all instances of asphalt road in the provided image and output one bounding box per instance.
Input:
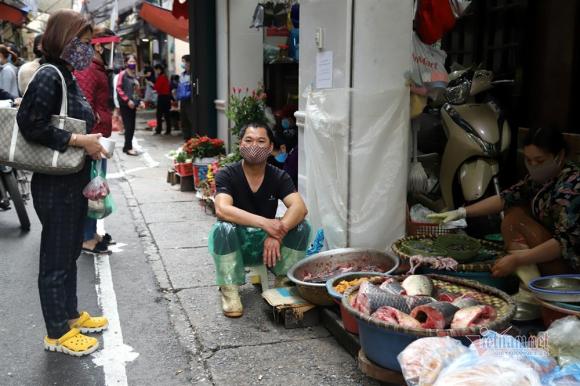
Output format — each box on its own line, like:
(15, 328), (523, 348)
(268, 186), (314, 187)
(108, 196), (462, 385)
(0, 155), (192, 385)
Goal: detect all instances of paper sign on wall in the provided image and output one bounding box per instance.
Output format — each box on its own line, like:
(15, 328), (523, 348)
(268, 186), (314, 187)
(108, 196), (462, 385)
(316, 51), (333, 89)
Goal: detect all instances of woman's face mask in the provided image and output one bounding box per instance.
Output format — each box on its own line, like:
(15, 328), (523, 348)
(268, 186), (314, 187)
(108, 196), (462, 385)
(127, 63), (137, 70)
(61, 37), (94, 71)
(525, 156), (562, 183)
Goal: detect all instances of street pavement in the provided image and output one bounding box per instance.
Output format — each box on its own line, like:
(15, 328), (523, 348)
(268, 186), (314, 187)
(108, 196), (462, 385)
(0, 112), (380, 385)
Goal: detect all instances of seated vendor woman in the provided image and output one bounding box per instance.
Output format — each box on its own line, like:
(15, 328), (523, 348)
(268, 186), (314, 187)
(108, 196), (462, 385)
(209, 122), (311, 318)
(430, 127), (579, 277)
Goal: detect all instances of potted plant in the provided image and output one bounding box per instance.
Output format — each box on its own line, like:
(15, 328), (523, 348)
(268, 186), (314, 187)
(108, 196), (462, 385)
(185, 136), (225, 164)
(183, 136), (225, 189)
(173, 151), (193, 176)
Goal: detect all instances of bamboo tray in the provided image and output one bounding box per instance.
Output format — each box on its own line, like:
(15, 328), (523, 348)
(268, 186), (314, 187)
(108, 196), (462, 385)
(391, 234), (504, 272)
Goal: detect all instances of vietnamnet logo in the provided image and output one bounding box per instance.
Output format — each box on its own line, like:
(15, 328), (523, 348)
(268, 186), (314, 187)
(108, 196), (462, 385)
(466, 326), (550, 358)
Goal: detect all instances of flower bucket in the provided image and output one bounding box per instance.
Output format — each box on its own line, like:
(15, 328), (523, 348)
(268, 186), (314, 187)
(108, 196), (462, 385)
(193, 157), (216, 189)
(174, 162), (193, 176)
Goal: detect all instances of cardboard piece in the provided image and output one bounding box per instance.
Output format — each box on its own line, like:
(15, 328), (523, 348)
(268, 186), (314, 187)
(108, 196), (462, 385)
(262, 287), (319, 329)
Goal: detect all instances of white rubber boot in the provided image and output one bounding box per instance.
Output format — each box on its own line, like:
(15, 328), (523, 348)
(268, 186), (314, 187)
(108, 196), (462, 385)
(220, 285), (243, 318)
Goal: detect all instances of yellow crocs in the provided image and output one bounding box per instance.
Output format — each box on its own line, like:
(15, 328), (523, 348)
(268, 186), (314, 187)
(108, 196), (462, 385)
(70, 311), (109, 333)
(44, 328), (99, 357)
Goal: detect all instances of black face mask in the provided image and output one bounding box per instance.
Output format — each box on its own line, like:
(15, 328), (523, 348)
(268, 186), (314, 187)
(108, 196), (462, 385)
(101, 48), (112, 67)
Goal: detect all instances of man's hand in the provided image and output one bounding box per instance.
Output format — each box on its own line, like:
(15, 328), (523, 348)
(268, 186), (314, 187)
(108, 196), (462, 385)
(139, 101), (146, 109)
(263, 237), (282, 268)
(491, 254), (520, 277)
(13, 97), (21, 106)
(261, 219), (288, 240)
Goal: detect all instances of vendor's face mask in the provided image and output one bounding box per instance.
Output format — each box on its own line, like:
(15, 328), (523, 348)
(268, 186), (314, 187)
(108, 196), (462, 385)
(61, 37), (94, 71)
(525, 156), (562, 183)
(240, 144), (271, 164)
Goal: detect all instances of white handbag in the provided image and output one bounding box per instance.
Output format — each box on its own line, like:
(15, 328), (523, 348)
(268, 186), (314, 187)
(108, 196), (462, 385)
(0, 64), (86, 175)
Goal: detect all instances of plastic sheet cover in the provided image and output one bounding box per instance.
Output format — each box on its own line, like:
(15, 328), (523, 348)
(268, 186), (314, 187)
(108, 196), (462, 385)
(304, 87), (409, 250)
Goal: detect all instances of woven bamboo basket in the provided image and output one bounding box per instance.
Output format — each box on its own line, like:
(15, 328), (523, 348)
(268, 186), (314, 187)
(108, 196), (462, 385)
(342, 275), (516, 337)
(391, 234), (504, 272)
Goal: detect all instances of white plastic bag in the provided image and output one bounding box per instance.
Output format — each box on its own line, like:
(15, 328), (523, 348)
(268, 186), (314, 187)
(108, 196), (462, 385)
(449, 0), (473, 18)
(540, 316), (580, 367)
(410, 32), (448, 96)
(398, 337), (469, 386)
(433, 351), (543, 386)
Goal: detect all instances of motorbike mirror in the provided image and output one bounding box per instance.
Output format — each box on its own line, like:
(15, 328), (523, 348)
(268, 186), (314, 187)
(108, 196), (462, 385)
(445, 81), (471, 104)
(470, 70), (494, 96)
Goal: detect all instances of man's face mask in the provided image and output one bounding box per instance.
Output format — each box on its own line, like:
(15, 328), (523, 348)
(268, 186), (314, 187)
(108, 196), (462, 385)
(525, 155), (562, 184)
(239, 144), (271, 164)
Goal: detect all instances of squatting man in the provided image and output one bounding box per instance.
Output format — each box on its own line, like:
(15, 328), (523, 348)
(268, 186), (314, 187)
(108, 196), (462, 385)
(209, 122), (311, 317)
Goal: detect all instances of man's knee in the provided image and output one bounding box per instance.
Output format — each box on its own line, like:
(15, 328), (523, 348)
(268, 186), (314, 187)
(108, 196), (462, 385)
(209, 221), (240, 255)
(283, 221), (311, 251)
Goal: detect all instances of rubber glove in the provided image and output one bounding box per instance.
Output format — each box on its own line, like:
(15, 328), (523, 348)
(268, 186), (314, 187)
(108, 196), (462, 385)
(427, 207), (466, 224)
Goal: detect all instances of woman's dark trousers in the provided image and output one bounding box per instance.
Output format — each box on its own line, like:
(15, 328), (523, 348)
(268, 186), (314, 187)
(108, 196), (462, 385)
(31, 163), (90, 339)
(120, 105), (137, 152)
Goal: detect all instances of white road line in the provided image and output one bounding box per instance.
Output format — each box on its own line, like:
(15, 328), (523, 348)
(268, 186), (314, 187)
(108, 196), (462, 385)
(92, 220), (139, 385)
(107, 166), (149, 180)
(134, 137), (160, 168)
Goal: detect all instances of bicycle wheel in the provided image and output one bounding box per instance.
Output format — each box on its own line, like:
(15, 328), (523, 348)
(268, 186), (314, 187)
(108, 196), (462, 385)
(4, 173), (30, 231)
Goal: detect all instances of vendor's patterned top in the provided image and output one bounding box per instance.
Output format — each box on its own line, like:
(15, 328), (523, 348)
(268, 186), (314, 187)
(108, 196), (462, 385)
(500, 162), (580, 271)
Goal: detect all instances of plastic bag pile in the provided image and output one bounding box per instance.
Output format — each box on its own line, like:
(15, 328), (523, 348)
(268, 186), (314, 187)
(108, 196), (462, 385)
(398, 316), (580, 386)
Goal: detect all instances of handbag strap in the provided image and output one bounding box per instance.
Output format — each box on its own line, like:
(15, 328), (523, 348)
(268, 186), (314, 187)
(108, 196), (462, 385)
(22, 64), (68, 117)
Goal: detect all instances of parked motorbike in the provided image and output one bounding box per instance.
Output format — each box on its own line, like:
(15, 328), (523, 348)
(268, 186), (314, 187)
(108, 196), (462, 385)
(416, 69), (513, 211)
(0, 165), (31, 231)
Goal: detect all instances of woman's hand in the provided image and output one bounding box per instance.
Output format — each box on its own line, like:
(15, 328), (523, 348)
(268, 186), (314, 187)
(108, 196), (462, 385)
(128, 100), (136, 109)
(76, 133), (108, 160)
(491, 254), (521, 277)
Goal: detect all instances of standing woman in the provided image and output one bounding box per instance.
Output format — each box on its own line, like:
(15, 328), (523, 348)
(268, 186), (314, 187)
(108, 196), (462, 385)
(152, 64), (172, 135)
(75, 27), (117, 255)
(116, 54), (144, 155)
(16, 10), (109, 356)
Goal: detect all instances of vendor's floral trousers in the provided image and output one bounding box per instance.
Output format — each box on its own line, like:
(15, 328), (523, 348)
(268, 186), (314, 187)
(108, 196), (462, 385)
(208, 221), (311, 286)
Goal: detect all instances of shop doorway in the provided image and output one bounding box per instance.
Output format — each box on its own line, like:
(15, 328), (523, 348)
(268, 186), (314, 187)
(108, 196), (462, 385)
(188, 0), (217, 137)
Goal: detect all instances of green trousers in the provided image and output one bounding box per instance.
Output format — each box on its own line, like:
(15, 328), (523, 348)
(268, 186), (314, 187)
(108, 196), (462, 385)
(208, 220), (311, 286)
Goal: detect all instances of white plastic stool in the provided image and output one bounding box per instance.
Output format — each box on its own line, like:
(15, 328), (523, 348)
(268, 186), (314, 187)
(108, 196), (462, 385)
(248, 265), (269, 292)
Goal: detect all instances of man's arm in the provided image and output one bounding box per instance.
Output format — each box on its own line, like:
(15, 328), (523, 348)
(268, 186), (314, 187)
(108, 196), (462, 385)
(280, 192), (308, 230)
(214, 193), (287, 240)
(214, 193), (266, 228)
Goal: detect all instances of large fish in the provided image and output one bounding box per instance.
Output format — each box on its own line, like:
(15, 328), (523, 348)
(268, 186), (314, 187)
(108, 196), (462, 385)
(401, 275), (434, 297)
(353, 282), (434, 314)
(371, 306), (422, 328)
(410, 302), (460, 329)
(379, 278), (406, 295)
(452, 293), (481, 309)
(451, 305), (497, 329)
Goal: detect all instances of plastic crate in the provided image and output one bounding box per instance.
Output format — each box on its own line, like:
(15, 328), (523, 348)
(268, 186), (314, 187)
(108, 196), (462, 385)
(406, 205), (456, 236)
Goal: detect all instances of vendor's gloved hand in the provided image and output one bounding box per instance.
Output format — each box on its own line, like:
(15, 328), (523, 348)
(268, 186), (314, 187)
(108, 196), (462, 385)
(427, 207), (467, 224)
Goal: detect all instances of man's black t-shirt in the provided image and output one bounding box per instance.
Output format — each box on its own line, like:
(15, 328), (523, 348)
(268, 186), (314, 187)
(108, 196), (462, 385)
(215, 161), (296, 219)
